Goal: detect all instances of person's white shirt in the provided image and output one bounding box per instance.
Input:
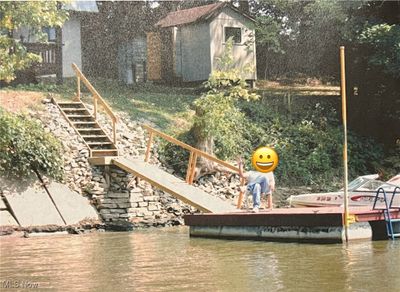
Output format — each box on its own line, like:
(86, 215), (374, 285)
(243, 170), (275, 192)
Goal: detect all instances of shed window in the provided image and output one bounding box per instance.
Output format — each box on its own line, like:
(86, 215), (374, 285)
(224, 27), (241, 44)
(42, 27), (56, 42)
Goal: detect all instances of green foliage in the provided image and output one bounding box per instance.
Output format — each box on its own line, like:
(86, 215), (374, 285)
(358, 23), (400, 78)
(252, 0), (359, 78)
(0, 109), (63, 180)
(239, 99), (384, 187)
(13, 78), (76, 97)
(380, 144), (400, 179)
(192, 38), (258, 155)
(0, 1), (68, 82)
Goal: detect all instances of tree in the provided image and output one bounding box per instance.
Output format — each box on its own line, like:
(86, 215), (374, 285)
(0, 1), (68, 82)
(250, 0), (359, 79)
(348, 22), (400, 146)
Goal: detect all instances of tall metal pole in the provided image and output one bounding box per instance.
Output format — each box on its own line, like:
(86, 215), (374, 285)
(340, 46), (349, 242)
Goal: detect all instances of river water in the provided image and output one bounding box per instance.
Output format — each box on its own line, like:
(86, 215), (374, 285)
(0, 227), (399, 291)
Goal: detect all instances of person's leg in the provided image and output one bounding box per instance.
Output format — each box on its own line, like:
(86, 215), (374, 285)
(253, 176), (271, 208)
(252, 183), (261, 210)
(267, 192), (273, 210)
(256, 176), (269, 194)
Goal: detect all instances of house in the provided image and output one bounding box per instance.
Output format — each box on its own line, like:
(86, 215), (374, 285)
(15, 1), (98, 80)
(151, 2), (257, 84)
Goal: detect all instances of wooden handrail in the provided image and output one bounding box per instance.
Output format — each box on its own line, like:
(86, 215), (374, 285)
(72, 63), (117, 122)
(143, 125), (239, 173)
(72, 63), (118, 145)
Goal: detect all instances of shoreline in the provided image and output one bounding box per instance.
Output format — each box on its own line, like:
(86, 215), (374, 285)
(0, 217), (186, 238)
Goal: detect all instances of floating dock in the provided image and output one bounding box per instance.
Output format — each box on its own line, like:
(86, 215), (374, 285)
(184, 207), (400, 243)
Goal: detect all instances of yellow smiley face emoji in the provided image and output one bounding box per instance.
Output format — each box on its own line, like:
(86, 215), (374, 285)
(251, 146), (279, 173)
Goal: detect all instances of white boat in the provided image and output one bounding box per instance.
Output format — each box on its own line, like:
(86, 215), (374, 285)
(287, 174), (400, 208)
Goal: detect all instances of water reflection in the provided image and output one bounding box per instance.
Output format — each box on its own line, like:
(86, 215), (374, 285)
(1, 228), (399, 291)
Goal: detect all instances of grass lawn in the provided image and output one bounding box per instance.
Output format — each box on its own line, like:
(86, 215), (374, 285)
(2, 77), (339, 134)
(88, 79), (197, 133)
(257, 79), (340, 96)
(2, 78), (199, 134)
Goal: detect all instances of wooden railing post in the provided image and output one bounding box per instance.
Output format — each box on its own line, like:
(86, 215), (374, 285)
(186, 151), (194, 183)
(237, 177), (245, 209)
(189, 152), (198, 185)
(145, 131), (154, 162)
(93, 96), (97, 120)
(112, 118), (117, 146)
(76, 76), (81, 101)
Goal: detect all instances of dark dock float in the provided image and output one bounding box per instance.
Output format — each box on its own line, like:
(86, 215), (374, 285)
(184, 207), (400, 243)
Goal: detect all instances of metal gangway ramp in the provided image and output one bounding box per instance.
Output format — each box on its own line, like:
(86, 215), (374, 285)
(112, 157), (237, 213)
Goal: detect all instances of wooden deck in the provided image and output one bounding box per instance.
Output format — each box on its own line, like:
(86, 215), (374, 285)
(112, 157), (237, 213)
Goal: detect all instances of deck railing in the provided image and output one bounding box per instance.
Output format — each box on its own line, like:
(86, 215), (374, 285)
(23, 42), (58, 75)
(71, 63), (118, 144)
(143, 125), (245, 208)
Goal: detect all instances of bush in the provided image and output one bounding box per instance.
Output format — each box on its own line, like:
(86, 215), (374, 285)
(239, 99), (385, 187)
(160, 96), (386, 188)
(0, 109), (63, 179)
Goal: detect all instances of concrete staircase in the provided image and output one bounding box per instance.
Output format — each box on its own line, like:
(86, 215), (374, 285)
(55, 101), (118, 157)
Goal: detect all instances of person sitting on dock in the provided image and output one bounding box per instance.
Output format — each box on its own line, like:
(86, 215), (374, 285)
(237, 147), (278, 213)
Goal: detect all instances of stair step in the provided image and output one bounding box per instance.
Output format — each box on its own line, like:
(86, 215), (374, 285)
(73, 122), (99, 128)
(61, 108), (88, 112)
(89, 144), (116, 150)
(66, 115), (93, 118)
(68, 117), (95, 122)
(82, 135), (108, 138)
(78, 129), (105, 135)
(87, 142), (113, 146)
(91, 149), (119, 157)
(82, 135), (109, 141)
(58, 102), (84, 108)
(78, 128), (103, 132)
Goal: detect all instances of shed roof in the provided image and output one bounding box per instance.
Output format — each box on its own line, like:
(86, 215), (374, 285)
(64, 0), (98, 13)
(156, 3), (254, 28)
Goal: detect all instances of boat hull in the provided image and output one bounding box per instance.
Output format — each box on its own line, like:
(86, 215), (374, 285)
(288, 191), (398, 208)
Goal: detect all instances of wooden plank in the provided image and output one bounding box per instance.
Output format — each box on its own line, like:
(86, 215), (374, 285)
(144, 131), (154, 162)
(146, 32), (162, 80)
(112, 157), (237, 213)
(88, 156), (118, 165)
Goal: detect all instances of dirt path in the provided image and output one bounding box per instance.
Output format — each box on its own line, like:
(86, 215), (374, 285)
(0, 91), (45, 112)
